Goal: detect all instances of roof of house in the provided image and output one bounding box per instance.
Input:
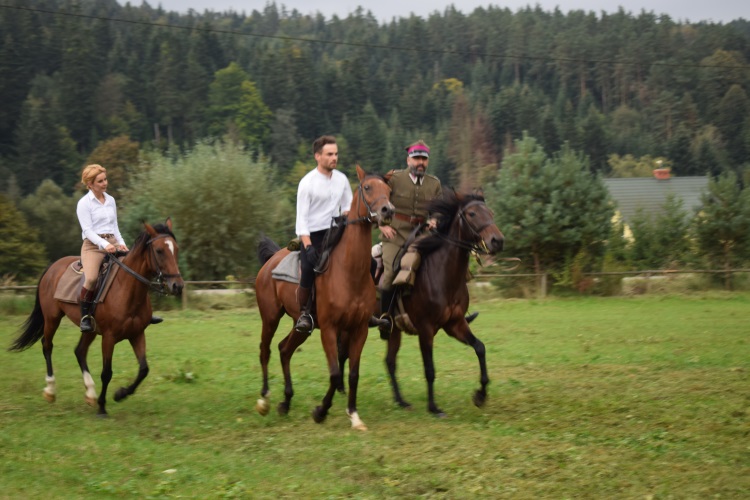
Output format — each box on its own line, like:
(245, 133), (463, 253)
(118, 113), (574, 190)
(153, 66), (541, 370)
(602, 175), (709, 222)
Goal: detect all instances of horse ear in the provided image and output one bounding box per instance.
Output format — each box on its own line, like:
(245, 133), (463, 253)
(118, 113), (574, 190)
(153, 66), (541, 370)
(165, 217), (173, 231)
(143, 220), (157, 237)
(356, 164), (365, 181)
(473, 187), (484, 198)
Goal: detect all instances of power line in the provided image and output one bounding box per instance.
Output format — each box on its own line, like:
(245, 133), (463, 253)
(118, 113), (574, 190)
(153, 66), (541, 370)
(2, 3), (749, 70)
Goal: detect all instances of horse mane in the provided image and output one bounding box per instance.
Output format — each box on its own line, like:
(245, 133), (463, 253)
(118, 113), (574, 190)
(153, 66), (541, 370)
(131, 222), (176, 256)
(320, 173), (389, 254)
(414, 190), (486, 257)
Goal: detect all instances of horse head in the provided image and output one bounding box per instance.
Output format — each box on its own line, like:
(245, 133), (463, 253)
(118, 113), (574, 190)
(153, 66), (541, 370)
(456, 192), (504, 255)
(355, 165), (394, 227)
(143, 217), (185, 296)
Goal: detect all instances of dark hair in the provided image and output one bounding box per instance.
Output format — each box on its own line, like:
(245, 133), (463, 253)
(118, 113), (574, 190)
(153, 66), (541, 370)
(313, 135), (337, 155)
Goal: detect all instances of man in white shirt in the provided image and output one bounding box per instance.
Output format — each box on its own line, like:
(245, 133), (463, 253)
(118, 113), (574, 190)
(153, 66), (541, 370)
(294, 135), (353, 333)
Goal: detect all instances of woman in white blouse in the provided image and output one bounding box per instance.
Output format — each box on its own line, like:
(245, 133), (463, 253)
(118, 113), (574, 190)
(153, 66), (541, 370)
(76, 164), (129, 332)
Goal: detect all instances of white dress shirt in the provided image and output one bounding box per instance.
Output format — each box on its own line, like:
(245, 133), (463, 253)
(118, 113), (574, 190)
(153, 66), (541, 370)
(76, 190), (126, 249)
(295, 168), (353, 236)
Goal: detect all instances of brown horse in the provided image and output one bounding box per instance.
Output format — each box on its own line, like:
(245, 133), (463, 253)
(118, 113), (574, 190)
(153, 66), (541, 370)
(254, 165), (394, 430)
(384, 191), (504, 417)
(9, 219), (184, 417)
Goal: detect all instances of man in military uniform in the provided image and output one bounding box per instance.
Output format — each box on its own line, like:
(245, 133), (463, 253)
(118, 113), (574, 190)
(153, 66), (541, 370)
(378, 140), (442, 339)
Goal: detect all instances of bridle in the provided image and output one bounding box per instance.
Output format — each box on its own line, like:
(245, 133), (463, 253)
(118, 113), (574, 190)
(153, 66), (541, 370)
(344, 177), (391, 226)
(437, 200), (496, 254)
(108, 233), (182, 295)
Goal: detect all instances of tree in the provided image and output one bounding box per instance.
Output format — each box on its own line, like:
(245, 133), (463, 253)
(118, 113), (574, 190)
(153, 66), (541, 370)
(121, 142), (293, 280)
(488, 134), (613, 288)
(19, 180), (80, 263)
(0, 194), (48, 283)
(692, 172), (750, 288)
(629, 195), (691, 270)
(85, 135), (140, 200)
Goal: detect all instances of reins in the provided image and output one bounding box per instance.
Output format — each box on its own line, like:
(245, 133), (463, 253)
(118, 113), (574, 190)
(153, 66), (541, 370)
(434, 200), (495, 254)
(108, 233), (181, 295)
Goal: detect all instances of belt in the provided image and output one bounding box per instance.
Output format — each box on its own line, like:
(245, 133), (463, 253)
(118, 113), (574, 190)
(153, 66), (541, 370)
(393, 213), (425, 225)
(98, 233), (115, 239)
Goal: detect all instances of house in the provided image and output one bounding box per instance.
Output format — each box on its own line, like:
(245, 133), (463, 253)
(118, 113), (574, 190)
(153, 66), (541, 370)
(602, 170), (709, 223)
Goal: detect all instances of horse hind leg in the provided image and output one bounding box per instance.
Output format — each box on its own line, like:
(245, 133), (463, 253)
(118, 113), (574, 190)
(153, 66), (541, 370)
(41, 315), (64, 403)
(277, 328), (308, 416)
(256, 316), (281, 417)
(74, 331), (99, 406)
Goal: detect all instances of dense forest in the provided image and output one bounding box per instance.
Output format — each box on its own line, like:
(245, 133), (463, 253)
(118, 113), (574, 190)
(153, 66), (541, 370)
(1, 0), (749, 286)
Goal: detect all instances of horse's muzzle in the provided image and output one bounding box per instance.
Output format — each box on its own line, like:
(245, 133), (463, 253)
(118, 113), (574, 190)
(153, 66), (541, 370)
(167, 280), (184, 296)
(377, 203), (395, 226)
(487, 235), (504, 254)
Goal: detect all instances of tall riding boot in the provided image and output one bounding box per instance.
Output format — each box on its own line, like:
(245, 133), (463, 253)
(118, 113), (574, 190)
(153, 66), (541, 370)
(294, 286), (313, 333)
(379, 289), (395, 340)
(80, 300), (94, 333)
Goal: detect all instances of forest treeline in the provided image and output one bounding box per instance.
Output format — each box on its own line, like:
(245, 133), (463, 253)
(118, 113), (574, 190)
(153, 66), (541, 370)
(1, 0), (749, 287)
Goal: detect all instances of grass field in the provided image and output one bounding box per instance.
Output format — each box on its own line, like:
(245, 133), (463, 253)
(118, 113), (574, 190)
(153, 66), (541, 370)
(1, 293), (748, 498)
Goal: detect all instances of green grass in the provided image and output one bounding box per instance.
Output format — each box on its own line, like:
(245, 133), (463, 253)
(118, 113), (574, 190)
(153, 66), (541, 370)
(1, 293), (748, 498)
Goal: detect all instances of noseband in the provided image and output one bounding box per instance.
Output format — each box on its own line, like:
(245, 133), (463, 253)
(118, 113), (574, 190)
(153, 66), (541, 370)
(437, 200), (495, 254)
(345, 179), (390, 226)
(109, 233), (181, 294)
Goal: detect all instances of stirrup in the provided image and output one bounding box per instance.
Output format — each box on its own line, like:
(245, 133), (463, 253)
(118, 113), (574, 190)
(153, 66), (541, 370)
(295, 313), (314, 334)
(80, 315), (95, 333)
(378, 313), (392, 340)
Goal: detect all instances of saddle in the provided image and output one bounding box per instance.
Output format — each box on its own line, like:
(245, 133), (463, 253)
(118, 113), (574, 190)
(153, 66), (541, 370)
(53, 257), (120, 304)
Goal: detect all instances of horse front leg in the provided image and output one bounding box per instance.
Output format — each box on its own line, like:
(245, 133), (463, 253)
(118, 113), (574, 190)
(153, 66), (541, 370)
(345, 326), (368, 431)
(312, 329), (341, 424)
(418, 333), (445, 417)
(445, 323), (489, 408)
(385, 329), (411, 409)
(73, 331), (98, 407)
(97, 336), (115, 417)
(114, 333), (149, 403)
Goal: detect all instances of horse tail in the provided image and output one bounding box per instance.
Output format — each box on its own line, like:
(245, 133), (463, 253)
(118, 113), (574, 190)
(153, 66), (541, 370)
(257, 235), (281, 266)
(9, 284), (45, 352)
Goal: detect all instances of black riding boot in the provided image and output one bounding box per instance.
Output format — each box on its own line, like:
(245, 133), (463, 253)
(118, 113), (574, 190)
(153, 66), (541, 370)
(80, 301), (94, 333)
(295, 286), (313, 334)
(150, 316), (163, 324)
(379, 289), (395, 340)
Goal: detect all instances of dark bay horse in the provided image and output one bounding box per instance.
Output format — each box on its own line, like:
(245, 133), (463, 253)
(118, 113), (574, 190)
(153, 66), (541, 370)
(9, 219), (184, 416)
(385, 191), (504, 417)
(254, 165), (394, 430)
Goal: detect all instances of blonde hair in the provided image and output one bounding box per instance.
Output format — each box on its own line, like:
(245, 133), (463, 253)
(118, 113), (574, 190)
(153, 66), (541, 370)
(81, 164), (106, 188)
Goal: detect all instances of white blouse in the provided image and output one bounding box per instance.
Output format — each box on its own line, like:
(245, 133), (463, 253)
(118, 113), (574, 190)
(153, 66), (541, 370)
(76, 190), (126, 249)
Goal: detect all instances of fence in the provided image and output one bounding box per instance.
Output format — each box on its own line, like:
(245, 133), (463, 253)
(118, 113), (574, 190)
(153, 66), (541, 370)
(2, 269), (749, 304)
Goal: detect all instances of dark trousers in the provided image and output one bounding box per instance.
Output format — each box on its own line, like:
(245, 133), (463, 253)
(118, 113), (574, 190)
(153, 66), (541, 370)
(299, 230), (326, 289)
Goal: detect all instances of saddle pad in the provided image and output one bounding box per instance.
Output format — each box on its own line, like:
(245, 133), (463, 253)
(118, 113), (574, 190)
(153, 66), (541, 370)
(271, 251), (301, 284)
(53, 260), (120, 304)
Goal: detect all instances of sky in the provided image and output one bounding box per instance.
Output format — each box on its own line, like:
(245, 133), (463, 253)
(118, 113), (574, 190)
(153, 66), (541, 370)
(132, 0), (747, 25)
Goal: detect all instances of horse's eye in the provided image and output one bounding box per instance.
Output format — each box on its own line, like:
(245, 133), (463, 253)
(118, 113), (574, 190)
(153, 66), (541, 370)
(363, 184), (370, 191)
(156, 248), (164, 254)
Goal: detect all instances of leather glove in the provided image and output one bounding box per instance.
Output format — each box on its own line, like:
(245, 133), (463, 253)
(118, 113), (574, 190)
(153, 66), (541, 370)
(304, 245), (319, 266)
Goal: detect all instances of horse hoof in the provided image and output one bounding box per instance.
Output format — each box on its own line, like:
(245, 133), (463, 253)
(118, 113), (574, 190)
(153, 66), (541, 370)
(256, 398), (270, 416)
(96, 411), (109, 418)
(85, 396), (97, 407)
(312, 406), (327, 423)
(352, 422), (368, 431)
(277, 402), (289, 416)
(114, 388), (128, 402)
(473, 390), (487, 407)
(397, 400), (412, 410)
(43, 390), (56, 403)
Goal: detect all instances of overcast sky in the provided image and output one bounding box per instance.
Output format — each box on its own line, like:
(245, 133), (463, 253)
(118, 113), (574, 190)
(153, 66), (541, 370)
(130, 0), (746, 24)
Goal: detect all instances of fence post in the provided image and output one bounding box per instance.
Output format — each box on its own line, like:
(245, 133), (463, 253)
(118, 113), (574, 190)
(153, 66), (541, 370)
(538, 273), (547, 299)
(182, 283), (188, 310)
